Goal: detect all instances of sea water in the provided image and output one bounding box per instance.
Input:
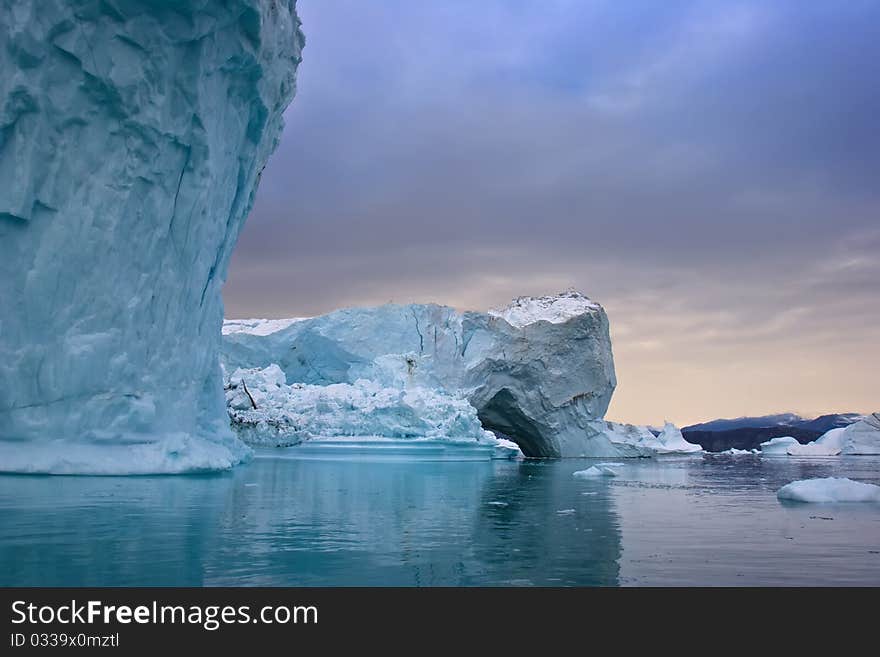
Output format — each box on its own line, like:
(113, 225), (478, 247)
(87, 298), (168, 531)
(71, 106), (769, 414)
(1, 449), (878, 586)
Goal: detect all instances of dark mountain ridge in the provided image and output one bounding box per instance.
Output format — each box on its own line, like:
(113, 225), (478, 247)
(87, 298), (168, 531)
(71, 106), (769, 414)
(682, 413), (864, 452)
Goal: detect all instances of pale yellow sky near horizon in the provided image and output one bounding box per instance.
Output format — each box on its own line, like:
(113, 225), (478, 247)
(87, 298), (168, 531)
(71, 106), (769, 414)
(224, 246), (879, 428)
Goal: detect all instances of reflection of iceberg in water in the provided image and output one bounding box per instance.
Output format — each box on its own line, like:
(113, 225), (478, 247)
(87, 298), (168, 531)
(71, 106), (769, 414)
(0, 473), (236, 586)
(0, 455), (623, 586)
(203, 456), (500, 585)
(469, 462), (621, 586)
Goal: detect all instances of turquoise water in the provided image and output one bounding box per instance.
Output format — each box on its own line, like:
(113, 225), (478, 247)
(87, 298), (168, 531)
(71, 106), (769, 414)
(1, 449), (879, 586)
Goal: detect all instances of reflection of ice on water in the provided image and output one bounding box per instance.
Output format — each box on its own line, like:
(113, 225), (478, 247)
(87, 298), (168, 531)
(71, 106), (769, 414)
(1, 453), (877, 586)
(0, 452), (623, 586)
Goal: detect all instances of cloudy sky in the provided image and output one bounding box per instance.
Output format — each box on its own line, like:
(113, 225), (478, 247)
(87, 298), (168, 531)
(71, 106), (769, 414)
(224, 0), (879, 426)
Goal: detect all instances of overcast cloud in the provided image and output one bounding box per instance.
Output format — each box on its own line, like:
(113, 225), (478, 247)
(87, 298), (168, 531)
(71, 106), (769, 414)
(224, 0), (879, 425)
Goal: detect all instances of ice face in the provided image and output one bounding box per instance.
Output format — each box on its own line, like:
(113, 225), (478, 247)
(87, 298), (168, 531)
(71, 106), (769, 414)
(222, 294), (692, 458)
(0, 1), (303, 474)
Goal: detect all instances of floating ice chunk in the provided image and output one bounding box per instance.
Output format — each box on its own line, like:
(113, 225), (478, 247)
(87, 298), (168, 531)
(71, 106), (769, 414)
(758, 415), (880, 457)
(573, 464), (619, 478)
(777, 477), (880, 503)
(592, 421), (702, 456)
(492, 437), (524, 459)
(556, 509), (576, 515)
(649, 423), (704, 454)
(716, 447), (760, 455)
(759, 436), (800, 456)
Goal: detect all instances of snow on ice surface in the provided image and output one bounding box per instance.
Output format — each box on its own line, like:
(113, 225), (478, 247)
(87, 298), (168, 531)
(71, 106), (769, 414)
(0, 1), (303, 474)
(489, 290), (601, 328)
(222, 318), (308, 336)
(777, 478), (880, 503)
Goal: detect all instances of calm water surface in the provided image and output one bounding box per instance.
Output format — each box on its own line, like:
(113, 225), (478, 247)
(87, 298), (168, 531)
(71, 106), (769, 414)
(1, 450), (879, 586)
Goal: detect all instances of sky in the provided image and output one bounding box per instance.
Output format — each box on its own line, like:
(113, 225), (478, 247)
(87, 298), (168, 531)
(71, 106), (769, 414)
(223, 0), (880, 426)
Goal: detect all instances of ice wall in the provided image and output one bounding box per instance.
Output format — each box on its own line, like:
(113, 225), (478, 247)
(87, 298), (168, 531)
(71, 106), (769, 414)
(0, 0), (303, 473)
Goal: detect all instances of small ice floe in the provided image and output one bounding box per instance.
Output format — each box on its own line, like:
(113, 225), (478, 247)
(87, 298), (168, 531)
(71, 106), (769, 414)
(760, 436), (800, 456)
(573, 463), (620, 478)
(716, 448), (760, 455)
(581, 492), (599, 496)
(777, 477), (880, 503)
(488, 501), (509, 507)
(556, 509), (576, 515)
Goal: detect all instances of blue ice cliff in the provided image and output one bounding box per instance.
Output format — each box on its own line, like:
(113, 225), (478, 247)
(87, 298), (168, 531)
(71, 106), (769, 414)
(0, 1), (303, 473)
(222, 292), (702, 458)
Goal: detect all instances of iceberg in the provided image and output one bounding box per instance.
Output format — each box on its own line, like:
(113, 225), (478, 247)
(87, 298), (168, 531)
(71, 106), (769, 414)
(222, 293), (703, 458)
(759, 414), (880, 457)
(759, 436), (801, 456)
(580, 420), (701, 456)
(836, 413), (880, 455)
(223, 291), (630, 457)
(598, 421), (702, 455)
(0, 1), (303, 473)
(784, 429), (845, 456)
(777, 478), (880, 503)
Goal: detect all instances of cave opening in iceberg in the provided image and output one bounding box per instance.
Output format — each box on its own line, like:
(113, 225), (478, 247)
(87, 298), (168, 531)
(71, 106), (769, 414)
(478, 388), (553, 458)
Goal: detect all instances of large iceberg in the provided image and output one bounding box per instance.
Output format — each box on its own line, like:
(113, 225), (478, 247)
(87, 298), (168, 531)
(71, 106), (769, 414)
(0, 1), (303, 473)
(759, 413), (880, 457)
(222, 292), (700, 458)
